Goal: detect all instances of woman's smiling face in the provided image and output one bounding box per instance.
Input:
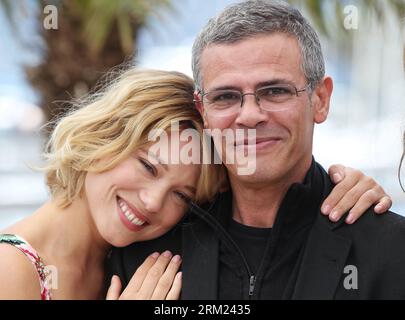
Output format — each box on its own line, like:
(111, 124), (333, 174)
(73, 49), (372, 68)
(84, 133), (201, 247)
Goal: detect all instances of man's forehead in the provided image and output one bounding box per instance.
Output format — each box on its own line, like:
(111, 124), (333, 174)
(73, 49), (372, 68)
(202, 33), (299, 57)
(200, 34), (303, 89)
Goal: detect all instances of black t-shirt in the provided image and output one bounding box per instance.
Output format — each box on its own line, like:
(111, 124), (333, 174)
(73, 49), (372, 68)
(227, 218), (272, 275)
(217, 185), (317, 300)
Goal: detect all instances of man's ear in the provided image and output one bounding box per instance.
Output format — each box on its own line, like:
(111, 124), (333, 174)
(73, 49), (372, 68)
(313, 76), (333, 124)
(194, 91), (208, 127)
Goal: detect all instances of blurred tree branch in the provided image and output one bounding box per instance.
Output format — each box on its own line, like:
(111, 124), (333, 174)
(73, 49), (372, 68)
(289, 0), (405, 73)
(289, 0), (405, 36)
(1, 0), (174, 124)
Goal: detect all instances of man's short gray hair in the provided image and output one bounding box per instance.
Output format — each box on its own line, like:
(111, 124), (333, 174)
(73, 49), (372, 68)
(192, 0), (325, 92)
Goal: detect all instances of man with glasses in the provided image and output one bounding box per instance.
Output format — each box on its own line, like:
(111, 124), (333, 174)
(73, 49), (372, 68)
(107, 0), (405, 299)
(199, 83), (312, 116)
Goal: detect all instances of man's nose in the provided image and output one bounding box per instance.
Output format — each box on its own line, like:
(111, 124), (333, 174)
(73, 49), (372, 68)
(235, 94), (267, 128)
(139, 187), (165, 213)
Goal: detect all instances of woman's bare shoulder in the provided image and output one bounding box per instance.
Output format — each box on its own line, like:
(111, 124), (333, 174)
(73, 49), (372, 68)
(0, 243), (42, 300)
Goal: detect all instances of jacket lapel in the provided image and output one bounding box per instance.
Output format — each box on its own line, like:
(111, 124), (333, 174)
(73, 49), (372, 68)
(181, 219), (219, 300)
(292, 215), (352, 299)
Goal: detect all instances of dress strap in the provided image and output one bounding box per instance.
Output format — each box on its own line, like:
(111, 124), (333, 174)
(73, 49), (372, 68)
(0, 234), (52, 300)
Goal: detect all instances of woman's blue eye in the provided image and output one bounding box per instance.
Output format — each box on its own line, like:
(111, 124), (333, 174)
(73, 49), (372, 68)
(140, 159), (156, 175)
(175, 191), (191, 204)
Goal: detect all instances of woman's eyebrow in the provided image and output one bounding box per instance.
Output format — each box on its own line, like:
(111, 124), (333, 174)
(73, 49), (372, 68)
(144, 150), (169, 171)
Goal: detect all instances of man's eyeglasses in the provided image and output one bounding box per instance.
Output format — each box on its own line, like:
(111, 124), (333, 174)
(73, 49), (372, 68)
(198, 83), (311, 117)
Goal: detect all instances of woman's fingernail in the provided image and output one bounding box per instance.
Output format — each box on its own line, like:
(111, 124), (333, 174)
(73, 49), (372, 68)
(375, 204), (382, 212)
(330, 210), (339, 221)
(322, 205), (331, 215)
(177, 272), (182, 279)
(333, 173), (343, 183)
(162, 250), (172, 258)
(151, 252), (160, 259)
(346, 213), (354, 224)
(111, 275), (117, 284)
(172, 255), (181, 263)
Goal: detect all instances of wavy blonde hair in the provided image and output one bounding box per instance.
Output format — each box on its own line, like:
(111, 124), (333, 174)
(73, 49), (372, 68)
(43, 68), (226, 208)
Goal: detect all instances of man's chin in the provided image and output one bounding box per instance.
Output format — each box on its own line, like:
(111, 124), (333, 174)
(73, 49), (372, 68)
(229, 165), (282, 185)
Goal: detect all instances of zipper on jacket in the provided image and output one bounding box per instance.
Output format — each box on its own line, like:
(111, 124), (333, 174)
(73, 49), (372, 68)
(189, 202), (260, 298)
(249, 275), (256, 296)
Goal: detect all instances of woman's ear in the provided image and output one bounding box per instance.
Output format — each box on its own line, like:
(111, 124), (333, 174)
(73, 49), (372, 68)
(194, 91), (208, 127)
(313, 76), (333, 124)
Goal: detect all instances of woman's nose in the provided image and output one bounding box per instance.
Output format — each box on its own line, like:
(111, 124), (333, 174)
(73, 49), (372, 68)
(139, 187), (165, 213)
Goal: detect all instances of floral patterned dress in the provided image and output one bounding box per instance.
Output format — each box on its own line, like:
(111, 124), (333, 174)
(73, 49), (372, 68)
(0, 234), (52, 300)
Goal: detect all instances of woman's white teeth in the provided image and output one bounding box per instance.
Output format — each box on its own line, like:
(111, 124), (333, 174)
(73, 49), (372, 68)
(118, 199), (145, 226)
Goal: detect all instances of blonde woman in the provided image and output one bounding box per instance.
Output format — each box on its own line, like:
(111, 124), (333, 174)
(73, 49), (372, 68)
(0, 69), (224, 300)
(0, 69), (392, 300)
